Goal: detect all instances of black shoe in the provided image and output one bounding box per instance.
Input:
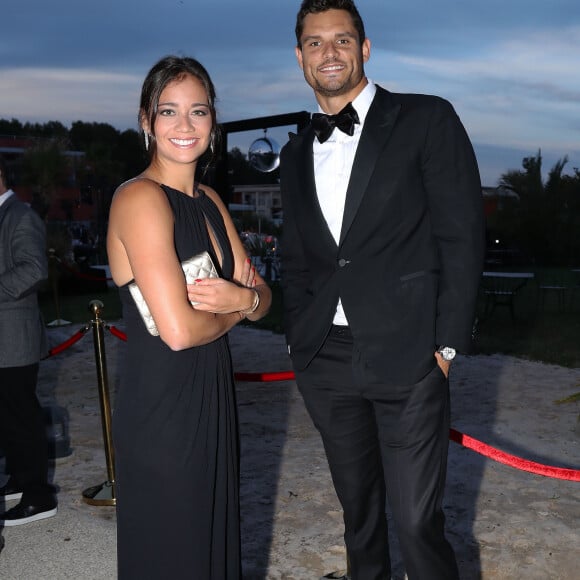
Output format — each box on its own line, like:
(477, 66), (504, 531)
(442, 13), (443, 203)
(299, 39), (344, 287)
(0, 534), (4, 554)
(0, 482), (23, 502)
(1, 502), (57, 526)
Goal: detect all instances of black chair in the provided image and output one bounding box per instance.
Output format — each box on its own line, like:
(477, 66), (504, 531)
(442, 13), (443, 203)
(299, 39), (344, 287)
(481, 274), (529, 321)
(537, 273), (568, 312)
(568, 270), (580, 311)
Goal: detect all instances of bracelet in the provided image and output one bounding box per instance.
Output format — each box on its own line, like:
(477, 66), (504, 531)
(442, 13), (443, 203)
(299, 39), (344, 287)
(240, 288), (260, 315)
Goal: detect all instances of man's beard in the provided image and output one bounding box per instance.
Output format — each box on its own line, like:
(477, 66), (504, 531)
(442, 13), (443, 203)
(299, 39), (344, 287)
(312, 79), (352, 97)
(306, 65), (363, 98)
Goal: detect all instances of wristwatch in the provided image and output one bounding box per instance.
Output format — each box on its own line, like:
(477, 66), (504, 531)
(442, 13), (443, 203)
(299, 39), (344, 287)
(437, 346), (456, 361)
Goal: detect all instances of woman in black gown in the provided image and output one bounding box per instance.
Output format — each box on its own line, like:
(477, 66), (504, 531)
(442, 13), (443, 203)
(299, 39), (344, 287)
(106, 55), (271, 579)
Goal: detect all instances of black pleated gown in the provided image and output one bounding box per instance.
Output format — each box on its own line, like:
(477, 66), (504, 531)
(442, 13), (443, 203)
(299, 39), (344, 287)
(113, 185), (241, 579)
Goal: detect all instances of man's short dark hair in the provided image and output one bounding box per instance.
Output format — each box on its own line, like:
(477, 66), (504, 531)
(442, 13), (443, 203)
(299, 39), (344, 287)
(295, 0), (366, 48)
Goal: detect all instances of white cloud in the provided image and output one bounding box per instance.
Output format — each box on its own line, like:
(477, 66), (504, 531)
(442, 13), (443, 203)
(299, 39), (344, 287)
(397, 26), (580, 81)
(369, 26), (580, 154)
(0, 68), (141, 128)
(2, 8), (579, 184)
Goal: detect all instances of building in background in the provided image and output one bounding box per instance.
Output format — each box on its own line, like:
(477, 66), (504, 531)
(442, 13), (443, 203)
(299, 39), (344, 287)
(229, 184), (282, 226)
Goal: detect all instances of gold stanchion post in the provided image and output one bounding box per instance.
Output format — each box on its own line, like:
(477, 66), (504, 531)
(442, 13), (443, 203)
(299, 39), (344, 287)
(82, 299), (116, 506)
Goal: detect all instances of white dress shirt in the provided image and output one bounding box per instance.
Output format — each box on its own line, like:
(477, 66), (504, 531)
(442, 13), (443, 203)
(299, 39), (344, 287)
(313, 80), (377, 326)
(0, 189), (15, 209)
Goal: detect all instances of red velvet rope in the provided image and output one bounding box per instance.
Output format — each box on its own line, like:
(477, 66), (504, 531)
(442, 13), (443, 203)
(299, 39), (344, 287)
(107, 325), (128, 341)
(44, 326), (89, 357)
(103, 325), (580, 481)
(449, 428), (580, 481)
(234, 371), (296, 382)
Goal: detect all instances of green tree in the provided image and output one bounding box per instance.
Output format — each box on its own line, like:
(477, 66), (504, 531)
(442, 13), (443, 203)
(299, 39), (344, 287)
(20, 138), (70, 219)
(118, 129), (146, 179)
(228, 146), (279, 185)
(0, 118), (24, 135)
(21, 120), (68, 140)
(498, 150), (580, 266)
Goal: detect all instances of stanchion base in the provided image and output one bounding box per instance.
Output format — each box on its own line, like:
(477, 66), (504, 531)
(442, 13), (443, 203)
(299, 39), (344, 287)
(82, 480), (116, 506)
(47, 319), (72, 327)
(321, 571), (350, 580)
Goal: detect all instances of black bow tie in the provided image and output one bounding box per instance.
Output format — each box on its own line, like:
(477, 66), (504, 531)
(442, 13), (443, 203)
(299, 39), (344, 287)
(311, 102), (360, 143)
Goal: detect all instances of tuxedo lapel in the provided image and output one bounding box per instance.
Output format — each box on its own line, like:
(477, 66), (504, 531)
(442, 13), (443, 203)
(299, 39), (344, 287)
(287, 130), (338, 252)
(0, 194), (16, 228)
(339, 89), (401, 245)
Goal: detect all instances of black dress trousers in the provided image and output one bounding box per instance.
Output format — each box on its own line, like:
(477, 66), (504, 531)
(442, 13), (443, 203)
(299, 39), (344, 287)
(0, 364), (53, 505)
(294, 326), (459, 580)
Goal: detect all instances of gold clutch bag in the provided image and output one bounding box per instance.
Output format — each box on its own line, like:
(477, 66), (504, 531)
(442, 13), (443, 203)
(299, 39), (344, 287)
(128, 250), (219, 336)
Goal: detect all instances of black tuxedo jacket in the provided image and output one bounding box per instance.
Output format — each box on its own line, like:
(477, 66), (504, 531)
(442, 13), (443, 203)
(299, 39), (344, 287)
(279, 86), (485, 385)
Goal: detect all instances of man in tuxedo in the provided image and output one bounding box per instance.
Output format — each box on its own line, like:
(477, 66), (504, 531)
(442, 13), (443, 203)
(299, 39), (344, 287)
(279, 1), (485, 578)
(0, 155), (56, 528)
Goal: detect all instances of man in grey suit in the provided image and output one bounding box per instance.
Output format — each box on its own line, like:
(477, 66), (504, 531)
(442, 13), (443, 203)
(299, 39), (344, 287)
(0, 154), (57, 527)
(280, 1), (484, 578)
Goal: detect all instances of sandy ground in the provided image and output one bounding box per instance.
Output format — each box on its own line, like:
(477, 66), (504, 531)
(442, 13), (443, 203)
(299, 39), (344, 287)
(1, 321), (579, 579)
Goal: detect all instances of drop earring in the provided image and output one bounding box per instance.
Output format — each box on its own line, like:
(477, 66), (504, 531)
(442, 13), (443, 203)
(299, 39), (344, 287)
(144, 132), (149, 151)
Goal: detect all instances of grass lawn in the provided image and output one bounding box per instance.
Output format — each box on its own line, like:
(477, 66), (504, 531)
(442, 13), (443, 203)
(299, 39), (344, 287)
(39, 287), (123, 326)
(474, 267), (580, 368)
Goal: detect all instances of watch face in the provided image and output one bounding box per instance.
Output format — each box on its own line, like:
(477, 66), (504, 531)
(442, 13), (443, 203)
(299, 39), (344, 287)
(439, 347), (456, 361)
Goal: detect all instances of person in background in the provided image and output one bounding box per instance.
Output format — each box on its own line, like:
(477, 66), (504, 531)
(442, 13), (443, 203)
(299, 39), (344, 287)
(107, 55), (271, 579)
(279, 1), (485, 578)
(0, 154), (57, 528)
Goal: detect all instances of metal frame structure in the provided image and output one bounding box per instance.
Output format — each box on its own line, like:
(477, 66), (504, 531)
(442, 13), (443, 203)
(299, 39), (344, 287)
(212, 111), (310, 204)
